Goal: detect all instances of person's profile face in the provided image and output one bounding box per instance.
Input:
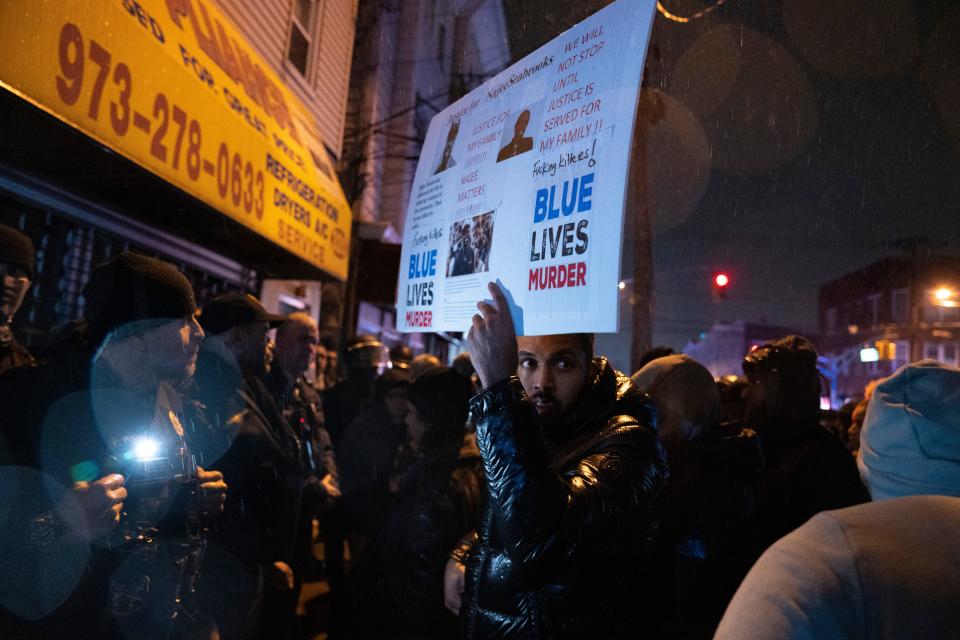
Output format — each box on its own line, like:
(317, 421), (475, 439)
(404, 401), (428, 445)
(235, 321), (269, 376)
(744, 369), (780, 429)
(385, 386), (408, 422)
(516, 334), (591, 426)
(142, 312), (205, 383)
(280, 323), (318, 374)
(0, 262), (31, 320)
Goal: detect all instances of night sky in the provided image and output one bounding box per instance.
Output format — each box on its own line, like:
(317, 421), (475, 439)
(504, 0), (960, 348)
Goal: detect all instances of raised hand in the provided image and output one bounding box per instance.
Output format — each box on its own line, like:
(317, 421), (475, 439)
(466, 282), (519, 389)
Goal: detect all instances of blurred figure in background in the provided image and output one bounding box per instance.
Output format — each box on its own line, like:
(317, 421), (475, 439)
(633, 355), (764, 639)
(193, 293), (300, 639)
(833, 399), (859, 448)
(313, 341), (330, 392)
(742, 336), (869, 550)
(409, 353), (442, 380)
(338, 369), (410, 561)
(636, 345), (675, 370)
(324, 335), (389, 449)
(324, 339), (342, 388)
(717, 360), (960, 639)
(322, 334), (389, 638)
(390, 344), (413, 372)
(355, 368), (480, 639)
(716, 375), (747, 425)
(452, 352), (480, 395)
(0, 224), (35, 375)
(262, 313), (340, 628)
(846, 399), (869, 456)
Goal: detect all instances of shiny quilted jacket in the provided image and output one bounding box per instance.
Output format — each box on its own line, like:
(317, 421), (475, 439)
(457, 358), (668, 639)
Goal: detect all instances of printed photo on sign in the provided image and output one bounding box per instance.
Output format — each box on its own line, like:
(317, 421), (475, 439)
(497, 100), (544, 163)
(446, 211), (494, 278)
(434, 120), (460, 174)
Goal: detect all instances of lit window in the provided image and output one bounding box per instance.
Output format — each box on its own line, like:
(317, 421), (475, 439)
(288, 0), (316, 77)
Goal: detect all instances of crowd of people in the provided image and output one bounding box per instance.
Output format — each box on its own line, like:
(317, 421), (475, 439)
(0, 223), (957, 639)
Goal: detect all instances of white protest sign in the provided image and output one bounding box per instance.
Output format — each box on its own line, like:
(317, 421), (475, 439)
(397, 0), (656, 335)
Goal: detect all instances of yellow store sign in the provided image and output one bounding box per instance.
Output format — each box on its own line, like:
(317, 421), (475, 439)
(0, 0), (351, 280)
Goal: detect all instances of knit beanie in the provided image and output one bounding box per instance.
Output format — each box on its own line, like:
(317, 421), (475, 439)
(83, 252), (196, 344)
(858, 359), (960, 500)
(0, 224), (35, 278)
(407, 366), (472, 430)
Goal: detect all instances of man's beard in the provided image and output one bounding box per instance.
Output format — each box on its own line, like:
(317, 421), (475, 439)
(530, 390), (577, 436)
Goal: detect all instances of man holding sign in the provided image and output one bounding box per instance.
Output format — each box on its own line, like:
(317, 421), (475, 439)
(445, 283), (667, 638)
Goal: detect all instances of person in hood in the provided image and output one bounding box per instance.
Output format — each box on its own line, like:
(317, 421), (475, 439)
(716, 360), (960, 639)
(742, 335), (868, 548)
(633, 354), (764, 639)
(444, 283), (667, 639)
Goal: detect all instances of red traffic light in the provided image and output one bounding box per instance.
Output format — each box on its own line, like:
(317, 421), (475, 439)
(714, 273), (730, 288)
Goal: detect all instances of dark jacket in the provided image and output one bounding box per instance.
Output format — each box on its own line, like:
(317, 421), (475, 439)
(458, 359), (668, 639)
(0, 334), (34, 376)
(356, 442), (482, 639)
(0, 337), (223, 639)
(261, 365), (338, 497)
(755, 421), (869, 549)
(338, 403), (408, 538)
(193, 355), (303, 572)
(651, 423), (765, 639)
(324, 375), (374, 449)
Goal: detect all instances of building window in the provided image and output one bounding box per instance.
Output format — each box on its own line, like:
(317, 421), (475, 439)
(825, 307), (837, 335)
(891, 288), (909, 323)
(868, 293), (881, 324)
(893, 340), (908, 372)
(288, 0), (317, 77)
(924, 342), (940, 361)
(944, 344), (958, 366)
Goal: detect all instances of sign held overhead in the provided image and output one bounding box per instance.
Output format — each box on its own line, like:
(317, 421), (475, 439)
(396, 0), (657, 334)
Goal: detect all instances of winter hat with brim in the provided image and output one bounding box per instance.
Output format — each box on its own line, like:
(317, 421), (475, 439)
(857, 359), (960, 500)
(199, 292), (284, 336)
(0, 224), (35, 278)
(83, 252), (196, 344)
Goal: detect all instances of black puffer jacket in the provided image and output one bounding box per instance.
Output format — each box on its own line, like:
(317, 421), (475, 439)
(458, 358), (668, 639)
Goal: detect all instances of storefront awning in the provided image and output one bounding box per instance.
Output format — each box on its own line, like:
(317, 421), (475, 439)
(0, 0), (351, 280)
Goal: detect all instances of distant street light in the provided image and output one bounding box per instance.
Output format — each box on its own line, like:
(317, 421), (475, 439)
(934, 287), (954, 302)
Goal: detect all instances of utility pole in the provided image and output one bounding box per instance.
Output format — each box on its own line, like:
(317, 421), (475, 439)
(629, 45), (664, 372)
